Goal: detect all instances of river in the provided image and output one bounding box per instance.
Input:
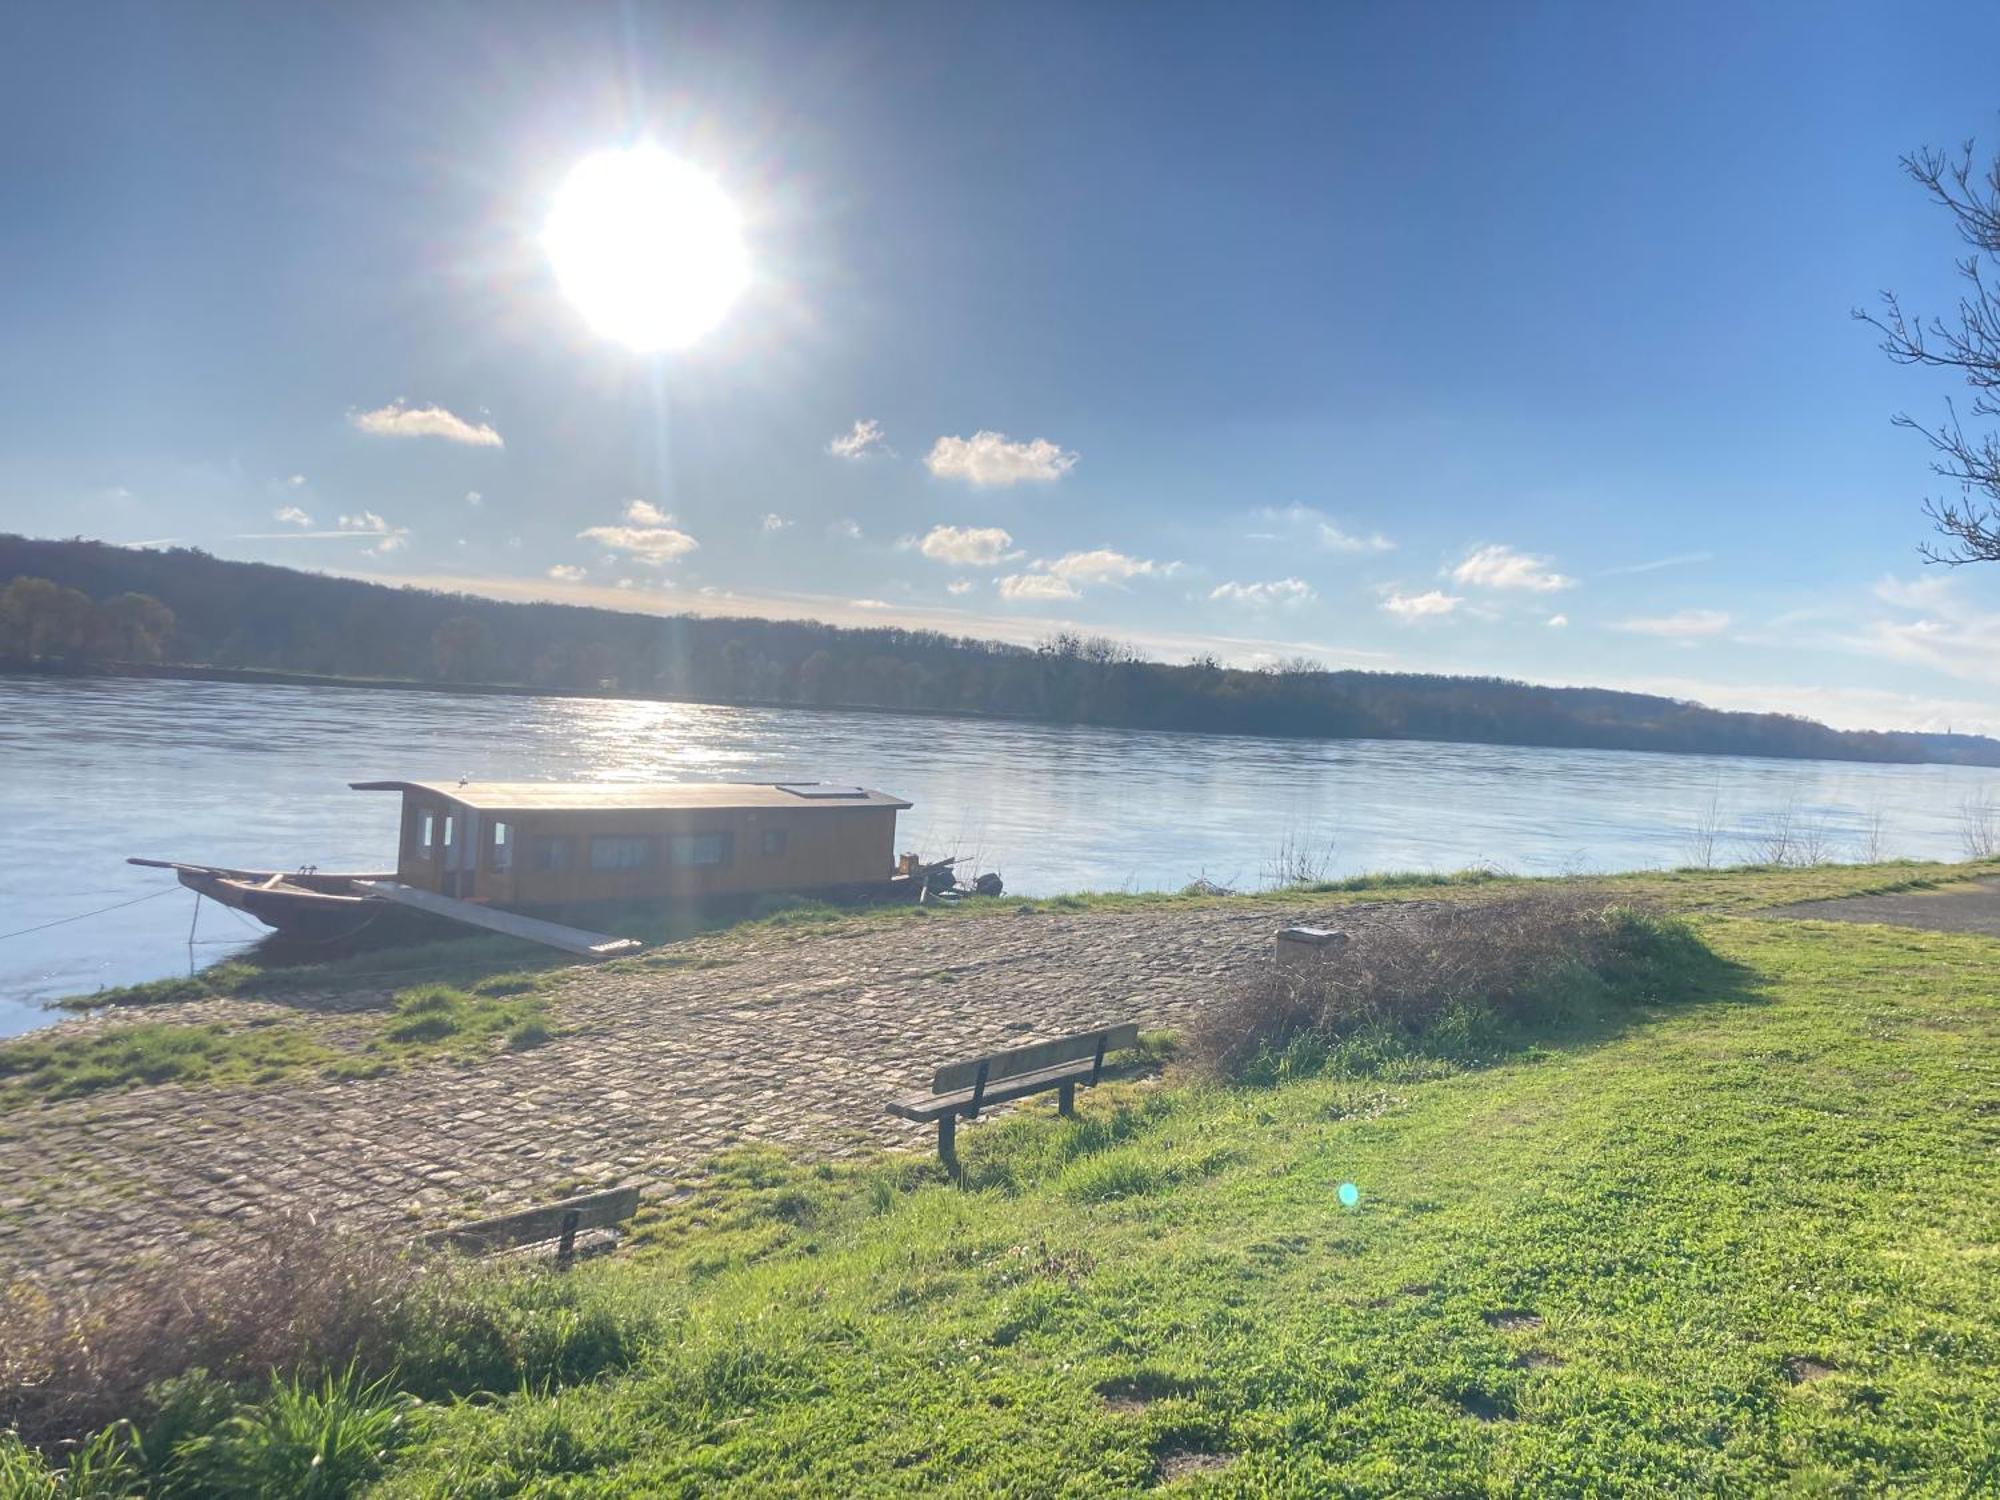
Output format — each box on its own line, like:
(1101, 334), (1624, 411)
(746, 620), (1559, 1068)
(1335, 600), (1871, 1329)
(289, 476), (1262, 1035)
(3, 674), (1996, 1036)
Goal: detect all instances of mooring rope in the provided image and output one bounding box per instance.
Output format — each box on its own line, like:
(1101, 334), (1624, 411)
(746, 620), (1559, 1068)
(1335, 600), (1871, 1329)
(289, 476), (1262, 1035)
(0, 886), (179, 944)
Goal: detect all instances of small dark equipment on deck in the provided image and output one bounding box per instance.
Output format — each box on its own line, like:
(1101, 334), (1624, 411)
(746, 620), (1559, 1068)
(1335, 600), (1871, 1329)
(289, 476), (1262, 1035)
(887, 1022), (1139, 1179)
(426, 1183), (641, 1267)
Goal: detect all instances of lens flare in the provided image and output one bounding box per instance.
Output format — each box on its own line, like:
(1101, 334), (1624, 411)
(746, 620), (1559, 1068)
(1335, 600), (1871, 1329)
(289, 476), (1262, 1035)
(1338, 1182), (1360, 1208)
(542, 146), (749, 352)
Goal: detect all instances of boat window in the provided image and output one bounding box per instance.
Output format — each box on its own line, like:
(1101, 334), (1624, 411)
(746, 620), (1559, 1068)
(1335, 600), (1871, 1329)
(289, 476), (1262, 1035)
(411, 809), (436, 857)
(590, 835), (652, 871)
(527, 835), (571, 873)
(490, 821), (513, 872)
(760, 827), (788, 856)
(670, 832), (732, 868)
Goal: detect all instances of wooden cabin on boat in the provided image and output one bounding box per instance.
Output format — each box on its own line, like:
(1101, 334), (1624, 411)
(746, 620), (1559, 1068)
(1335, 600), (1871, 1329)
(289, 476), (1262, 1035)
(349, 780), (914, 910)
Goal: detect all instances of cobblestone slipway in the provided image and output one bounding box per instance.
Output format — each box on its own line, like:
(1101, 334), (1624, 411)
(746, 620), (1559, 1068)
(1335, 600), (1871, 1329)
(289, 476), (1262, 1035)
(0, 901), (1409, 1285)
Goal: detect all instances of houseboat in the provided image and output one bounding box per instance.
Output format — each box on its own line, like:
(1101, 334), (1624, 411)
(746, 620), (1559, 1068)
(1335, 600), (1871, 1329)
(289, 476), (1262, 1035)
(131, 779), (945, 955)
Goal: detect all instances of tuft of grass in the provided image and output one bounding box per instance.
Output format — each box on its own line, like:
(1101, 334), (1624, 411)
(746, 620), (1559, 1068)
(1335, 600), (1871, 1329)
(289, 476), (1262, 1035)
(170, 1365), (415, 1499)
(370, 984), (553, 1061)
(0, 1021), (336, 1109)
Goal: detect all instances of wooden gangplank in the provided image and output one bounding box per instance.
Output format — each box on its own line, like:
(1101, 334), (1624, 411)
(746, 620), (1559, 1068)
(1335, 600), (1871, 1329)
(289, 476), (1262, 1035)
(350, 880), (642, 959)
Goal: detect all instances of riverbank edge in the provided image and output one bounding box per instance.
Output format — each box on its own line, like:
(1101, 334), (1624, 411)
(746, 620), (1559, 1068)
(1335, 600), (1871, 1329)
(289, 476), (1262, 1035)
(19, 854), (1983, 1032)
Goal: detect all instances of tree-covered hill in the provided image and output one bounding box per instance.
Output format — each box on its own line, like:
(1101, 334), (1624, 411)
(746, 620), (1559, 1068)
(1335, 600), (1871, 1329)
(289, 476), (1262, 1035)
(5, 533), (1995, 766)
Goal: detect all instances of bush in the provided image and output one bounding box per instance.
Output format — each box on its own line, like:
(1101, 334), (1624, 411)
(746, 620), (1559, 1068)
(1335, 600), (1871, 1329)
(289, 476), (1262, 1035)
(0, 1244), (663, 1489)
(1189, 889), (1706, 1082)
(0, 1220), (429, 1449)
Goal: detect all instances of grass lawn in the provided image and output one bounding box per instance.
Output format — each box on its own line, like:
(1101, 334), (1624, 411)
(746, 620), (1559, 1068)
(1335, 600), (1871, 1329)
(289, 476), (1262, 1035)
(355, 910), (2000, 1496)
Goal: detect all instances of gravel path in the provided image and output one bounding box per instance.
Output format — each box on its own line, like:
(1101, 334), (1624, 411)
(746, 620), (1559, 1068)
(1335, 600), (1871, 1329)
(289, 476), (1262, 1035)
(0, 901), (1412, 1286)
(1759, 877), (2000, 935)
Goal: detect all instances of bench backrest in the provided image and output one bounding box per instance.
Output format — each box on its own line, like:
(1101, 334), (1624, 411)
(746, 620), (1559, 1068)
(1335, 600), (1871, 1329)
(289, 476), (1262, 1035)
(430, 1184), (641, 1255)
(932, 1023), (1140, 1096)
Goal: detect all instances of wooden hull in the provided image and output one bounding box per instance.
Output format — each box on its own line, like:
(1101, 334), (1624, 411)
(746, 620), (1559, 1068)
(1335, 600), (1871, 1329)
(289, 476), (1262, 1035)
(129, 860), (413, 941)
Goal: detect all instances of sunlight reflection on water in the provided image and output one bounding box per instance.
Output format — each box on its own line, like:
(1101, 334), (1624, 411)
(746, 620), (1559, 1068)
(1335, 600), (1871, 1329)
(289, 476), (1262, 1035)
(3, 675), (1997, 1034)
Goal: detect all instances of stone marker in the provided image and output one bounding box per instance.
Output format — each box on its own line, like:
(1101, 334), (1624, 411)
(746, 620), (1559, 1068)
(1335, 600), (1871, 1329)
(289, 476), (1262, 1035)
(1275, 925), (1348, 968)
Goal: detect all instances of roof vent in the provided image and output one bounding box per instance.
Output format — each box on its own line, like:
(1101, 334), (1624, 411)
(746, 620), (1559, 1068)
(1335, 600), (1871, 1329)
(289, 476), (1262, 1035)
(775, 783), (868, 799)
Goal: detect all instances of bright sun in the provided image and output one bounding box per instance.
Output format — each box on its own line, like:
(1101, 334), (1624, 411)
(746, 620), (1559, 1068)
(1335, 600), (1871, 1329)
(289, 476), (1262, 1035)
(542, 147), (749, 352)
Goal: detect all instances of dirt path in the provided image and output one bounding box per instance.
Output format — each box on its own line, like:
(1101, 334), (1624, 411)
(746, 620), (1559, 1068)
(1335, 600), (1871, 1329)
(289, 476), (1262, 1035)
(1759, 877), (2000, 935)
(0, 901), (1412, 1286)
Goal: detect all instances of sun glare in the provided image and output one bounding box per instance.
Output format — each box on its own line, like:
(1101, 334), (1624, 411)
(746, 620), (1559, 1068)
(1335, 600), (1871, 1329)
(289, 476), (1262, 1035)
(542, 147), (749, 352)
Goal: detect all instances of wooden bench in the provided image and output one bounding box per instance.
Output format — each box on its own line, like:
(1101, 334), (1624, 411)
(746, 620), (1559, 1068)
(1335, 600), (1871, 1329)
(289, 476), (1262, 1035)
(425, 1184), (641, 1267)
(887, 1023), (1139, 1178)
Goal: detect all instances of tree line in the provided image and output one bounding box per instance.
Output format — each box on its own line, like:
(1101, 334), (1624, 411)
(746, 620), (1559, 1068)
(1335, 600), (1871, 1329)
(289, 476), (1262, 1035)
(6, 533), (1997, 766)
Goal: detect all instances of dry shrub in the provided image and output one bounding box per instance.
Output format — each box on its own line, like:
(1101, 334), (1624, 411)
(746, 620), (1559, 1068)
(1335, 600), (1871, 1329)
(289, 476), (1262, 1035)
(0, 1214), (436, 1448)
(1190, 888), (1696, 1081)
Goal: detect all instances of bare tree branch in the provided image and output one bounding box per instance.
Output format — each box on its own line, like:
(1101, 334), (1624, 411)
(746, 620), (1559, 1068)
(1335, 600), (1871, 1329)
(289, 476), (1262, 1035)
(1859, 136), (2000, 562)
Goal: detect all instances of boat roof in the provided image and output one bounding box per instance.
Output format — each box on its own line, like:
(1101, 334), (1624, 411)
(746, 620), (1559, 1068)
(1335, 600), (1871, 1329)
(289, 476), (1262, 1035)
(349, 780), (913, 813)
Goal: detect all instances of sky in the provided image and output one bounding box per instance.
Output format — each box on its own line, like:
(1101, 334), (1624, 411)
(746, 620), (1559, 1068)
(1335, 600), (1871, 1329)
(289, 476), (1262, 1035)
(6, 0), (2000, 732)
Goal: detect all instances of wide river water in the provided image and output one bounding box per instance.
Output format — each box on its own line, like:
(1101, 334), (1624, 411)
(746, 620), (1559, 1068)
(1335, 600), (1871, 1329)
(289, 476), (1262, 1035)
(4, 675), (1997, 1036)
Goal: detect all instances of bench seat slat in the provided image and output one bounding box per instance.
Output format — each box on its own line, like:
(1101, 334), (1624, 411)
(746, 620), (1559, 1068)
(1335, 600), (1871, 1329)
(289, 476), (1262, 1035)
(887, 1058), (1105, 1122)
(932, 1023), (1139, 1094)
(429, 1184), (641, 1254)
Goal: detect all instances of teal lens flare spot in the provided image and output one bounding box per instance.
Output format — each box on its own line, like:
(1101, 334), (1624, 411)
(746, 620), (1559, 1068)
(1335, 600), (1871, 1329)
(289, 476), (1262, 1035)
(1338, 1182), (1360, 1208)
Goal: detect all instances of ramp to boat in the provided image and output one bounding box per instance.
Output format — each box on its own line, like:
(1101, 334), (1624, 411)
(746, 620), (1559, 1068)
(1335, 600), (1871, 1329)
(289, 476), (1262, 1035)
(350, 881), (643, 959)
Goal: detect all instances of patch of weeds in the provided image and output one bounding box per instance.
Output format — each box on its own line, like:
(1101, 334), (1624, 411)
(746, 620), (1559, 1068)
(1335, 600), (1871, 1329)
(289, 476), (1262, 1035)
(367, 984), (553, 1064)
(0, 1021), (336, 1109)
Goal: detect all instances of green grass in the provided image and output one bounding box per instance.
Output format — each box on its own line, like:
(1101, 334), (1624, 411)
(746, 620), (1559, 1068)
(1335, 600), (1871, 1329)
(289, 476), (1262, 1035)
(350, 910), (1993, 1493)
(0, 1018), (338, 1106)
(0, 982), (555, 1107)
(11, 862), (2000, 1491)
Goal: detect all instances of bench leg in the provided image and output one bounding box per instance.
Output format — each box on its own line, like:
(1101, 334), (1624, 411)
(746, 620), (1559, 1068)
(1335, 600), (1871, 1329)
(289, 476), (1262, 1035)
(1057, 1080), (1076, 1117)
(556, 1208), (581, 1269)
(938, 1115), (961, 1182)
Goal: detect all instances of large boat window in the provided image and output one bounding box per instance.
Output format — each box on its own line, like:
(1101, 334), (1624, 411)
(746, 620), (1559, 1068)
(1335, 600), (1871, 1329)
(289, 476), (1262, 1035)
(590, 835), (651, 871)
(490, 821), (513, 872)
(670, 832), (732, 868)
(527, 835), (571, 872)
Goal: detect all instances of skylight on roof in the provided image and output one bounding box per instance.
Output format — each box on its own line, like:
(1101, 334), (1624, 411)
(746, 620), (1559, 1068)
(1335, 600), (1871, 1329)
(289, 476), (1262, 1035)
(776, 783), (868, 799)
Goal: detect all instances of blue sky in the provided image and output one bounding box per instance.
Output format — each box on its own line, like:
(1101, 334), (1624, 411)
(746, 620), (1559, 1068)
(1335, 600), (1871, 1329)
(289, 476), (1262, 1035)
(7, 1), (2000, 730)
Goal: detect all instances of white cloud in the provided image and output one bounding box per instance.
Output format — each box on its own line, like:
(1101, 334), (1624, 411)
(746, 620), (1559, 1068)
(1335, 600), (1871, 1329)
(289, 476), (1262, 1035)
(1382, 588), (1462, 620)
(926, 430), (1077, 486)
(338, 511), (390, 533)
(1253, 504), (1393, 553)
(624, 499), (669, 525)
(548, 564), (586, 582)
(760, 513), (791, 533)
(1546, 613), (1570, 628)
(1451, 544), (1574, 593)
(851, 597), (893, 610)
(997, 572), (1081, 602)
(1614, 608), (1731, 639)
(994, 547), (1174, 601)
(1834, 575), (2000, 688)
(286, 474), (307, 488)
(1599, 551), (1712, 578)
(947, 579), (974, 596)
(464, 490), (483, 507)
(274, 505), (312, 527)
(1210, 578), (1317, 607)
(1319, 522), (1396, 554)
(1044, 549), (1160, 584)
(349, 400), (503, 447)
(919, 525), (1020, 566)
(577, 517), (700, 564)
(829, 518), (863, 541)
(828, 418), (888, 459)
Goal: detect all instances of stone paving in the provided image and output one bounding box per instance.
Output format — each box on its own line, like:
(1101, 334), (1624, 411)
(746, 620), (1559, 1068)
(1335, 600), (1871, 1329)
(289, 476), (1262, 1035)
(0, 901), (1419, 1285)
